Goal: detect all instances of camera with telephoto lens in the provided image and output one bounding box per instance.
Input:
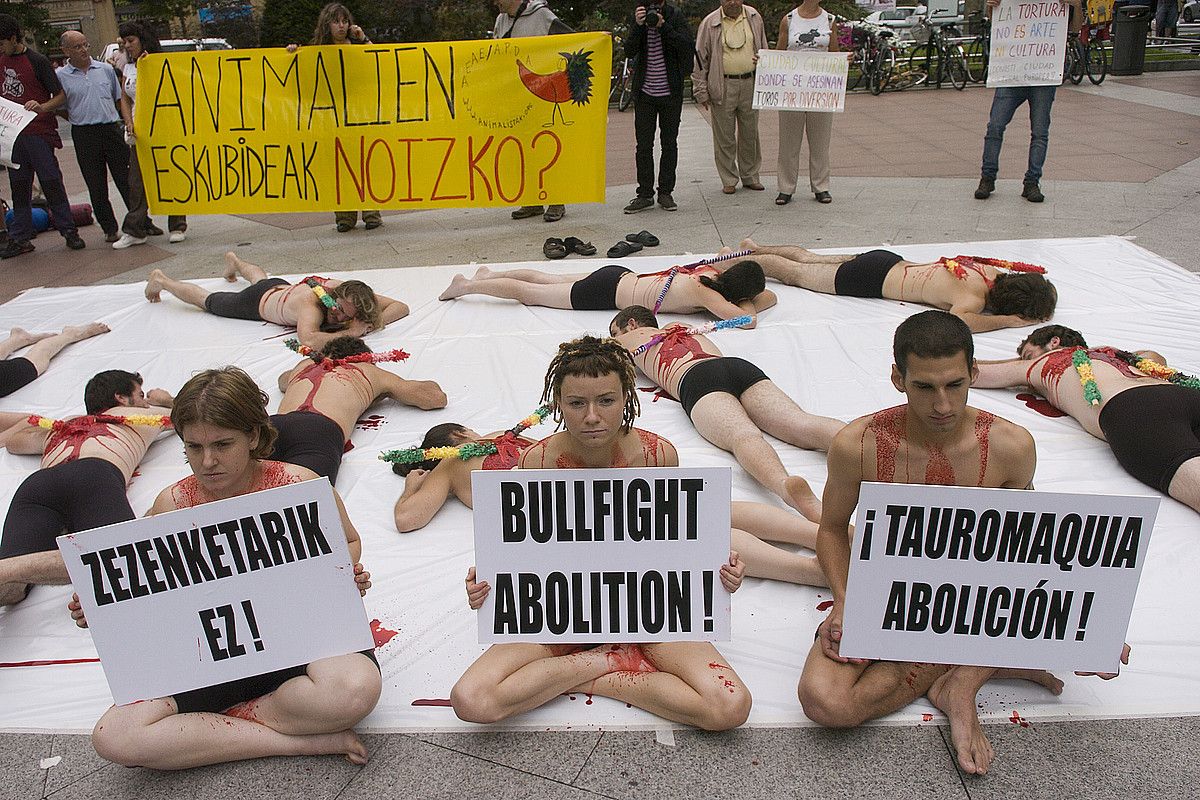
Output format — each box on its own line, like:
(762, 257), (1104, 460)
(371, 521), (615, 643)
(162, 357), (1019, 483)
(643, 2), (662, 26)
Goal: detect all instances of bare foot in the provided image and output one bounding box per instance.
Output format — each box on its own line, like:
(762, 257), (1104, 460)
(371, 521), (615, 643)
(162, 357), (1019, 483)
(7, 328), (52, 348)
(994, 668), (1063, 695)
(739, 237), (760, 252)
(438, 274), (469, 301)
(783, 476), (822, 523)
(145, 269), (166, 302)
(471, 265), (493, 280)
(61, 322), (110, 342)
(927, 666), (996, 776)
(296, 729), (368, 765)
(716, 245), (733, 257)
(222, 251), (243, 282)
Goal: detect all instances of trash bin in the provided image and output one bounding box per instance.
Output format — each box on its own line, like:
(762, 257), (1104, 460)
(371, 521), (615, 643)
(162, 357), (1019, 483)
(1111, 4), (1151, 76)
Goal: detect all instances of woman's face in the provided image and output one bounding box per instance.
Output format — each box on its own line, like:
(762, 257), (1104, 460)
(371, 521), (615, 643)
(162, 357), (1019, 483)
(329, 15), (351, 41)
(181, 422), (258, 499)
(122, 35), (143, 59)
(557, 371), (626, 448)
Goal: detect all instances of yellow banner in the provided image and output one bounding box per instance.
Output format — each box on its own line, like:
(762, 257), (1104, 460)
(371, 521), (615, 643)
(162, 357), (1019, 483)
(134, 33), (611, 214)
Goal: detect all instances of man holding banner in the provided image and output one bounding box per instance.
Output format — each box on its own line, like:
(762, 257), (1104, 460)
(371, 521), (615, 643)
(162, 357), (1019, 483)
(974, 0), (1081, 203)
(798, 311), (1064, 776)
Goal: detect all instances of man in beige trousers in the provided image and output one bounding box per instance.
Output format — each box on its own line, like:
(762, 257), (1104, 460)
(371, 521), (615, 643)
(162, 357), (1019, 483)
(693, 0), (768, 194)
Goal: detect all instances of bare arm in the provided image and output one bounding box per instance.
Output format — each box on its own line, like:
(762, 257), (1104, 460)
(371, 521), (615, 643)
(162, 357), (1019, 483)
(951, 305), (1038, 334)
(277, 363), (304, 393)
(700, 288), (759, 328)
(119, 90), (133, 131)
(333, 489), (362, 563)
(4, 424), (49, 455)
(146, 486), (179, 516)
(740, 288), (777, 315)
(776, 15), (789, 50)
(375, 293), (409, 326)
(393, 462), (456, 533)
(972, 359), (1034, 389)
(379, 370), (447, 410)
(814, 426), (865, 662)
(293, 304), (346, 350)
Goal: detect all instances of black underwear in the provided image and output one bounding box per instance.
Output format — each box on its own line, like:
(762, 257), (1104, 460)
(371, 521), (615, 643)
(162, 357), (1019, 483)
(833, 250), (904, 298)
(676, 357), (770, 417)
(569, 265), (632, 311)
(0, 356), (38, 398)
(173, 649), (380, 714)
(1098, 384), (1200, 493)
(269, 410), (346, 484)
(204, 277), (290, 321)
(0, 458), (133, 559)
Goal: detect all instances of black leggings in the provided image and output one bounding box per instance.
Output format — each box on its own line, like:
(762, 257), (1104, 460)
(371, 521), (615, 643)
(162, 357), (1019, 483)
(204, 277), (289, 321)
(833, 250), (904, 298)
(677, 357), (770, 417)
(0, 357), (38, 398)
(0, 458), (133, 559)
(269, 411), (346, 484)
(1099, 384), (1200, 493)
(569, 265), (631, 311)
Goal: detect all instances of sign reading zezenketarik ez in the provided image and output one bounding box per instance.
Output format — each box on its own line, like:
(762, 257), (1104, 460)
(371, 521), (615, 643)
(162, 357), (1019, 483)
(57, 480), (373, 706)
(839, 483), (1158, 674)
(472, 468), (733, 644)
(132, 32), (611, 215)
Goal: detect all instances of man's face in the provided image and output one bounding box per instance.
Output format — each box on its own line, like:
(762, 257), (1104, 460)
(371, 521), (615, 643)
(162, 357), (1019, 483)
(0, 36), (19, 57)
(721, 0), (745, 18)
(325, 297), (359, 327)
(1018, 336), (1060, 361)
(892, 352), (976, 437)
(62, 34), (90, 63)
(116, 384), (148, 408)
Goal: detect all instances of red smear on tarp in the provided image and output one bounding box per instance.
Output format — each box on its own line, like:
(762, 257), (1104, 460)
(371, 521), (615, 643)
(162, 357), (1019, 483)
(370, 619), (399, 648)
(0, 658), (100, 668)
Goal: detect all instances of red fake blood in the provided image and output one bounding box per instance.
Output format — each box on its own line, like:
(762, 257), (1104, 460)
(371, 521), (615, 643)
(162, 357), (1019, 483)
(1009, 710), (1030, 728)
(636, 429), (664, 466)
(1017, 392), (1067, 418)
(224, 697), (262, 723)
(866, 406), (905, 482)
(343, 440), (355, 453)
(708, 662), (731, 670)
(605, 644), (657, 674)
(974, 411), (994, 484)
(355, 414), (386, 431)
(370, 619), (399, 648)
(637, 386), (676, 404)
(924, 444), (955, 485)
(131, 469), (141, 478)
(922, 713), (933, 722)
(585, 693), (594, 705)
(816, 600), (834, 612)
(411, 698), (452, 707)
(0, 657), (101, 668)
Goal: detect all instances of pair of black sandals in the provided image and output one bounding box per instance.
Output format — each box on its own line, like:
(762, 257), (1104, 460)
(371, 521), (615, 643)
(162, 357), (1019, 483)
(543, 236), (597, 259)
(607, 230), (659, 258)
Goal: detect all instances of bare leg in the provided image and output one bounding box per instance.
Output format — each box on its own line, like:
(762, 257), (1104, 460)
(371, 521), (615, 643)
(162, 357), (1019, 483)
(926, 666), (997, 775)
(0, 328), (53, 360)
(471, 265), (588, 283)
(740, 237), (848, 264)
(741, 381), (844, 452)
(145, 269), (211, 310)
(0, 550), (72, 604)
(438, 275), (577, 308)
(732, 527), (825, 586)
(223, 251), (269, 283)
(1167, 457), (1200, 514)
(574, 642), (752, 731)
(20, 323), (110, 374)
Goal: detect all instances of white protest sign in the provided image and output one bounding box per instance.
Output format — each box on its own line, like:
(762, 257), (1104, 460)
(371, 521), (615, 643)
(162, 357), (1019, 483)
(472, 467), (732, 644)
(752, 49), (848, 113)
(58, 479), (373, 705)
(986, 0), (1070, 86)
(0, 97), (37, 169)
(840, 483), (1158, 672)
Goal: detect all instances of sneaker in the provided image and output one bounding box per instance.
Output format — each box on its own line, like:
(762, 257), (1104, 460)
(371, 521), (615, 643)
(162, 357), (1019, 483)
(146, 224), (164, 236)
(112, 233), (147, 250)
(104, 231), (120, 243)
(1022, 181), (1044, 203)
(974, 177), (995, 199)
(364, 219), (383, 230)
(336, 221), (353, 233)
(0, 239), (33, 259)
(657, 193), (677, 211)
(542, 204), (565, 222)
(169, 230), (186, 243)
(511, 205), (544, 220)
(65, 232), (85, 250)
(624, 196), (654, 214)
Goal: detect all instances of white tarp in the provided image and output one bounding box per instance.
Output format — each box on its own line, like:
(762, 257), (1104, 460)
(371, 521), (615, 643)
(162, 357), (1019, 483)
(1, 235), (1198, 733)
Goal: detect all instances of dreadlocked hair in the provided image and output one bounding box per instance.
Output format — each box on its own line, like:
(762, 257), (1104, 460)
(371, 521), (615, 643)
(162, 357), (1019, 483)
(540, 336), (640, 434)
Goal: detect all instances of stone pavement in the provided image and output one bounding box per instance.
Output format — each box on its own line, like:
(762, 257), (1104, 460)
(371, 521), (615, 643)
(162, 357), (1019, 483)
(1, 74), (1199, 800)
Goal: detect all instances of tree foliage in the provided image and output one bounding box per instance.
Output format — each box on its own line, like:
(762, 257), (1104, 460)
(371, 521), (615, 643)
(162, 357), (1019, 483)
(0, 0), (50, 47)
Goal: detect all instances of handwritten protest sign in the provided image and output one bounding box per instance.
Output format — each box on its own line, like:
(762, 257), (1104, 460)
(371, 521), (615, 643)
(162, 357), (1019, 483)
(133, 32), (611, 215)
(0, 97), (37, 169)
(986, 0), (1070, 86)
(472, 467), (732, 644)
(840, 483), (1158, 673)
(752, 50), (848, 113)
(58, 479), (372, 705)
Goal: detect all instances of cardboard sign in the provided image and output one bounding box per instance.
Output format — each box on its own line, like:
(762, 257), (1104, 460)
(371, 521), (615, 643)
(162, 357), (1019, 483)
(57, 479), (373, 705)
(752, 49), (848, 113)
(133, 32), (611, 214)
(472, 467), (732, 644)
(986, 0), (1070, 86)
(0, 97), (37, 169)
(840, 483), (1158, 672)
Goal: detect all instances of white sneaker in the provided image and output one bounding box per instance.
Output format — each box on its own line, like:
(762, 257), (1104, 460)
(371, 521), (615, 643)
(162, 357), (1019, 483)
(169, 231), (186, 243)
(112, 233), (147, 250)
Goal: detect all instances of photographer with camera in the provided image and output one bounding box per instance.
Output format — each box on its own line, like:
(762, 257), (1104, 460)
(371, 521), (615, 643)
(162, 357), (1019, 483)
(623, 1), (695, 215)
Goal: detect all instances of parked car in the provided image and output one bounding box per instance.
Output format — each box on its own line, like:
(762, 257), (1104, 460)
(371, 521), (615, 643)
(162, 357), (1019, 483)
(1184, 0), (1199, 23)
(101, 38), (233, 63)
(865, 6), (920, 39)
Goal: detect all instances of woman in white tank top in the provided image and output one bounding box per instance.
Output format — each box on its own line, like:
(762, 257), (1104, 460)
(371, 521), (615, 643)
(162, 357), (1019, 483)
(774, 1), (841, 206)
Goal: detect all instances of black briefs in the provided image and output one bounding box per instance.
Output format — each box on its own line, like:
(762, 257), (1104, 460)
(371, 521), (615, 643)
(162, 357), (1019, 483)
(173, 649), (380, 714)
(204, 277), (290, 321)
(569, 265), (632, 311)
(269, 410), (346, 484)
(833, 250), (904, 298)
(1098, 384), (1200, 494)
(0, 356), (38, 398)
(676, 356), (770, 418)
(0, 458), (133, 559)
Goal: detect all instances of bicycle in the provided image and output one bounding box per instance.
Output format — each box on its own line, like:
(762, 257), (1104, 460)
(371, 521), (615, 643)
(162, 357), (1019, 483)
(609, 54), (636, 111)
(963, 12), (990, 83)
(1081, 19), (1109, 84)
(908, 18), (969, 90)
(1064, 30), (1086, 84)
(869, 29), (903, 94)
